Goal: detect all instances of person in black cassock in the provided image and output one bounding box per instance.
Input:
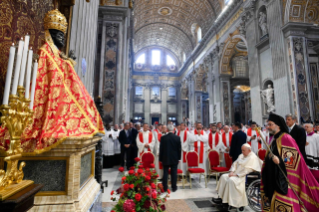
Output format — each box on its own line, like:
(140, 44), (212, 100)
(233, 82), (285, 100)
(285, 114), (307, 164)
(261, 113), (289, 206)
(229, 122), (247, 162)
(118, 123), (132, 170)
(159, 124), (181, 192)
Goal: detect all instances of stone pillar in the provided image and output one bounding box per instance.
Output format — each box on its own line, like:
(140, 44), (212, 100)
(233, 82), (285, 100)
(195, 91), (203, 123)
(211, 51), (221, 122)
(176, 84), (183, 123)
(204, 56), (214, 123)
(144, 85), (150, 124)
(220, 77), (231, 124)
(161, 85), (168, 124)
(188, 74), (196, 125)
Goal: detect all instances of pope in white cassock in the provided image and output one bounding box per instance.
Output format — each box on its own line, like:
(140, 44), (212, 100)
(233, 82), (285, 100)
(136, 123), (156, 157)
(304, 123), (319, 167)
(213, 144), (262, 209)
(188, 123), (209, 173)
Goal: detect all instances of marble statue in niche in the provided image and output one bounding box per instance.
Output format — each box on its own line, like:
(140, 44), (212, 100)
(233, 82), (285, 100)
(260, 84), (275, 113)
(258, 12), (268, 37)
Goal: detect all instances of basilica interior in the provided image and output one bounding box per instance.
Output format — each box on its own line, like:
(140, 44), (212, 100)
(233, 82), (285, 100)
(0, 0), (319, 212)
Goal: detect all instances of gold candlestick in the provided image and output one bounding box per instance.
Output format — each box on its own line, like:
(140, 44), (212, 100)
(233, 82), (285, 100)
(0, 86), (34, 200)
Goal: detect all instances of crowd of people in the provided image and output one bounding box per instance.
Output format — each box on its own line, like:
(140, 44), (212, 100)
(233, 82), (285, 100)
(101, 113), (319, 211)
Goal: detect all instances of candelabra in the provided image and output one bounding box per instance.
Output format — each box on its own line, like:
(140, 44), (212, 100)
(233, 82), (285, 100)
(0, 87), (34, 200)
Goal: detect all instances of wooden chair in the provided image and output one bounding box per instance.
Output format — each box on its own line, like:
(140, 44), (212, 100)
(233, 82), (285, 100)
(186, 151), (207, 188)
(208, 150), (229, 184)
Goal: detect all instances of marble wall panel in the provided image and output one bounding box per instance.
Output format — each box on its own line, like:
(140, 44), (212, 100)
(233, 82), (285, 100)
(80, 152), (92, 187)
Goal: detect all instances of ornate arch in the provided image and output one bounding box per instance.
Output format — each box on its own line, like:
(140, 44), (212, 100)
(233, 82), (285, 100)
(284, 0), (319, 24)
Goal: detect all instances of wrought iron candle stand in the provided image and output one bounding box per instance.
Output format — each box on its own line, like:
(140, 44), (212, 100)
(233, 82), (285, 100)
(0, 86), (34, 200)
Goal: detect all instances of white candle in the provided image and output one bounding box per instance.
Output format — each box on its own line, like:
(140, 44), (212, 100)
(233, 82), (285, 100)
(12, 38), (24, 95)
(25, 48), (33, 99)
(2, 44), (16, 105)
(29, 60), (38, 110)
(19, 35), (30, 86)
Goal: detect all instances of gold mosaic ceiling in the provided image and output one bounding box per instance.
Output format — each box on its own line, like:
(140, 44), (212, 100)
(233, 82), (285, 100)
(134, 0), (224, 64)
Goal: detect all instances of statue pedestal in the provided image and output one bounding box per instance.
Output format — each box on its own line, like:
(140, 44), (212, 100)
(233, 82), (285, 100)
(2, 137), (102, 212)
(0, 184), (43, 212)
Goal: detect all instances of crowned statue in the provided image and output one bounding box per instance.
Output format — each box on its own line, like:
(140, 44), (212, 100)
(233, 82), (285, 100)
(0, 9), (104, 154)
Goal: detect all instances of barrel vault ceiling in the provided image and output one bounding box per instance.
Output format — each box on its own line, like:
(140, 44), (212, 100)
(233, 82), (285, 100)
(134, 0), (224, 68)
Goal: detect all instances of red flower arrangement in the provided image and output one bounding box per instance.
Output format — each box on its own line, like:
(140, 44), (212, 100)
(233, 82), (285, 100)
(110, 157), (169, 212)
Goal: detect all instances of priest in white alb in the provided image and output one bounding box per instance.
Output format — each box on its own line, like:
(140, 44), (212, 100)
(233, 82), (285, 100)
(246, 121), (264, 154)
(213, 144), (262, 209)
(304, 123), (319, 168)
(208, 124), (224, 151)
(177, 123), (192, 174)
(154, 124), (163, 177)
(136, 123), (155, 157)
(188, 122), (209, 173)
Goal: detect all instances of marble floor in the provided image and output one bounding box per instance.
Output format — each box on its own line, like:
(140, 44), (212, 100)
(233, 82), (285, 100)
(101, 167), (255, 212)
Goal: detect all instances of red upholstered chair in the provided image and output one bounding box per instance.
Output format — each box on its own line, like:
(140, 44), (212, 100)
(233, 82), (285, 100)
(186, 151), (207, 188)
(257, 149), (267, 161)
(208, 150), (229, 184)
(140, 151), (155, 169)
(224, 153), (233, 169)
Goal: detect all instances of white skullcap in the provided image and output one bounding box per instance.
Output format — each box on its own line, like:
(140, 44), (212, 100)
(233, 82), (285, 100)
(242, 143), (251, 150)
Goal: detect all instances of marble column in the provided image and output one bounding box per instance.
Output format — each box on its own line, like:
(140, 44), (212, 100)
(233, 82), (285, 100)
(220, 77), (231, 124)
(176, 84), (183, 123)
(161, 85), (168, 124)
(205, 56), (214, 123)
(144, 85), (150, 124)
(211, 52), (221, 122)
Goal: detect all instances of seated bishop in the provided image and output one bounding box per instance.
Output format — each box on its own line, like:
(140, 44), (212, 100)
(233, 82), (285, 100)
(0, 9), (104, 154)
(213, 144), (262, 210)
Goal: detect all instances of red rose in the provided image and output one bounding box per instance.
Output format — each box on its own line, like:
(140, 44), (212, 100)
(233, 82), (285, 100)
(137, 169), (144, 174)
(122, 176), (126, 181)
(158, 183), (163, 189)
(161, 188), (164, 192)
(111, 210), (115, 212)
(146, 168), (150, 171)
(145, 176), (151, 181)
(135, 173), (138, 177)
(167, 189), (171, 194)
(119, 167), (124, 172)
(130, 184), (134, 189)
(155, 174), (159, 178)
(151, 183), (156, 189)
(130, 166), (135, 170)
(135, 193), (142, 202)
(128, 170), (134, 175)
(120, 193), (124, 198)
(147, 172), (152, 176)
(124, 184), (130, 191)
(150, 163), (155, 168)
(135, 157), (141, 162)
(152, 170), (156, 173)
(110, 190), (114, 195)
(161, 205), (166, 210)
(145, 186), (150, 191)
(152, 192), (157, 199)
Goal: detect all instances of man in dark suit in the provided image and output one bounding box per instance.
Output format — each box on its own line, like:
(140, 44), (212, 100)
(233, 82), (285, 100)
(229, 122), (247, 162)
(119, 123), (132, 170)
(159, 124), (181, 192)
(129, 122), (140, 167)
(285, 114), (307, 164)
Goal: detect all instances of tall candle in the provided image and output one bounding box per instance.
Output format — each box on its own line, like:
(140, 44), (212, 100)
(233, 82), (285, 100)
(19, 35), (30, 86)
(25, 48), (33, 99)
(2, 44), (16, 105)
(29, 60), (38, 110)
(12, 38), (24, 95)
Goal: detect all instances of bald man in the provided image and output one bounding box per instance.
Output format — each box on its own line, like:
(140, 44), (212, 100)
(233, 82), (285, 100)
(213, 144), (262, 209)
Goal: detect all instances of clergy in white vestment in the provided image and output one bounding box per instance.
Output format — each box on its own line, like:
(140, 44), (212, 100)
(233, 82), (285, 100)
(246, 122), (264, 154)
(102, 124), (115, 168)
(113, 124), (121, 165)
(214, 144), (262, 209)
(219, 126), (233, 166)
(136, 123), (156, 157)
(177, 123), (192, 174)
(154, 124), (163, 177)
(188, 122), (209, 173)
(304, 123), (319, 168)
(207, 124), (224, 152)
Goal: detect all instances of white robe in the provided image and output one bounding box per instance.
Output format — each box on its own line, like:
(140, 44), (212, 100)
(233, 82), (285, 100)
(153, 130), (163, 177)
(136, 130), (155, 156)
(216, 152), (262, 207)
(188, 130), (209, 174)
(178, 130), (193, 174)
(113, 130), (121, 154)
(207, 132), (225, 152)
(246, 129), (265, 154)
(102, 128), (114, 156)
(306, 133), (319, 165)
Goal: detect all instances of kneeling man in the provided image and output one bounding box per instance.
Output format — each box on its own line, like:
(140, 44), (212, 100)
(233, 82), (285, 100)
(213, 143), (262, 209)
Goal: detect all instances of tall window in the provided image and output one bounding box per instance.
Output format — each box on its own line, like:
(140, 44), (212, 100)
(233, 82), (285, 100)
(152, 50), (161, 65)
(166, 55), (176, 66)
(197, 27), (202, 43)
(136, 54), (145, 64)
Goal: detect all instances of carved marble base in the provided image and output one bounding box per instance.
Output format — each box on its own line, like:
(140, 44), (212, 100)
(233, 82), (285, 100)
(15, 137), (102, 212)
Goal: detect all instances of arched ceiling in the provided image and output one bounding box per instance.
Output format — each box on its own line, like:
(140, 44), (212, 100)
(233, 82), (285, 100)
(134, 0), (223, 66)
